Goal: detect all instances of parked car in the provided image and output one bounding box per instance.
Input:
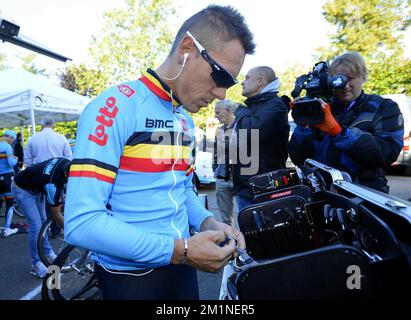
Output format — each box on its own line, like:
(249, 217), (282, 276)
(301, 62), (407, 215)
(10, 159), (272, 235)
(192, 151), (215, 191)
(286, 119), (297, 168)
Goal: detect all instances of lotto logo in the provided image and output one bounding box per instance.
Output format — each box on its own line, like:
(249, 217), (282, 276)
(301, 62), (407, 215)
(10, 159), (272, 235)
(88, 97), (119, 146)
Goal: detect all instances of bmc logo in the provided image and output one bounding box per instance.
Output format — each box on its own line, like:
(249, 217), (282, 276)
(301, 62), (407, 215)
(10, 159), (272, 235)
(145, 118), (173, 129)
(88, 97), (119, 146)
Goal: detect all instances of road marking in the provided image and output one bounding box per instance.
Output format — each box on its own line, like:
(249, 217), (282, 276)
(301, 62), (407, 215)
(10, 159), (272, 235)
(19, 284), (42, 300)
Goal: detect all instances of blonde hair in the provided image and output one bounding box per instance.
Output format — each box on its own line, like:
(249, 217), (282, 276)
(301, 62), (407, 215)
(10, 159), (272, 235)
(329, 51), (368, 81)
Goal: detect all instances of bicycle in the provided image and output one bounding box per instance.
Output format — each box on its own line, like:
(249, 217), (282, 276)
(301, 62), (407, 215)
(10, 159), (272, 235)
(37, 217), (66, 266)
(41, 244), (100, 300)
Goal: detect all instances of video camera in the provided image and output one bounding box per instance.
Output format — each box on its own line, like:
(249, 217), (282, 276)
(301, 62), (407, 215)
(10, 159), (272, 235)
(291, 61), (347, 125)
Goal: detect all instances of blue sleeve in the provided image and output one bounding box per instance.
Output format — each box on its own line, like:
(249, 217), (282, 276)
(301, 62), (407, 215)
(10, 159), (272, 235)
(184, 170), (213, 231)
(44, 183), (63, 207)
(64, 85), (174, 266)
(334, 100), (404, 167)
(288, 125), (315, 166)
(5, 144), (17, 168)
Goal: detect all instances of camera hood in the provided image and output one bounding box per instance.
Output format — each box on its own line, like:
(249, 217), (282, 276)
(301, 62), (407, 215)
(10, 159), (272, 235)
(291, 98), (324, 126)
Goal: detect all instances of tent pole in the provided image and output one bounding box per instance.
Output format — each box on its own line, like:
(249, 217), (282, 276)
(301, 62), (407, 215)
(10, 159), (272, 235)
(20, 126), (24, 144)
(30, 102), (36, 135)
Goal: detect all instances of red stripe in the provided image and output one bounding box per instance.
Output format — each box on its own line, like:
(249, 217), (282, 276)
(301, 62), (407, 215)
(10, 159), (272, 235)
(119, 156), (189, 172)
(69, 170), (115, 184)
(140, 76), (171, 102)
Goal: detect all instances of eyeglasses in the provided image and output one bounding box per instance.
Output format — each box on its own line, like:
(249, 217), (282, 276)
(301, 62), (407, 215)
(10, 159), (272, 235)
(186, 30), (238, 89)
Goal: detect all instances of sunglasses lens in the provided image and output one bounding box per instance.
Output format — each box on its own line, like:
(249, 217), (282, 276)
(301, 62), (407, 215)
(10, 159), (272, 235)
(211, 69), (237, 89)
(200, 48), (237, 89)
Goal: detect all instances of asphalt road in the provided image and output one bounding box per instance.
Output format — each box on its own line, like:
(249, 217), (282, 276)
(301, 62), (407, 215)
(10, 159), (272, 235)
(0, 174), (410, 300)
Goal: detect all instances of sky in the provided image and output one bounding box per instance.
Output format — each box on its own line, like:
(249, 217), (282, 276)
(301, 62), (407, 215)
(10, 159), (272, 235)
(1, 0), (410, 79)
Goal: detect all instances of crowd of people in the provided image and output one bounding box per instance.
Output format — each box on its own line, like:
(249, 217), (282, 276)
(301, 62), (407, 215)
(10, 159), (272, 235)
(1, 117), (74, 278)
(0, 4), (405, 300)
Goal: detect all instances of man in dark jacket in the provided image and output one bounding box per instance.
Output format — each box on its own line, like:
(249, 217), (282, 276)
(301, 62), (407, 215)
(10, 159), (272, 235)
(288, 52), (404, 193)
(232, 66), (289, 211)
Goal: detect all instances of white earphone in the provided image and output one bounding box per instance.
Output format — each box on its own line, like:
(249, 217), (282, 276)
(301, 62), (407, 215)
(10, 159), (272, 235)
(161, 53), (189, 81)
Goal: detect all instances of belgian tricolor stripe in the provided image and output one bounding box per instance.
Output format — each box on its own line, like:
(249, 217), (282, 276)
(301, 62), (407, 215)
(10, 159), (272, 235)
(123, 144), (191, 159)
(139, 69), (181, 108)
(186, 164), (195, 176)
(126, 131), (192, 147)
(0, 154), (7, 159)
(69, 159), (117, 184)
(119, 157), (189, 172)
(119, 144), (190, 173)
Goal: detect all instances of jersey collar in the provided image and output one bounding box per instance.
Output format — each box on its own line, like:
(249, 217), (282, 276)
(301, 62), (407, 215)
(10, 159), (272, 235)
(139, 69), (182, 108)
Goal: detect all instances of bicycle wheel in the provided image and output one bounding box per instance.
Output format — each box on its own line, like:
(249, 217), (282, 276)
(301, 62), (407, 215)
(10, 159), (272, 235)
(44, 245), (100, 300)
(37, 218), (66, 267)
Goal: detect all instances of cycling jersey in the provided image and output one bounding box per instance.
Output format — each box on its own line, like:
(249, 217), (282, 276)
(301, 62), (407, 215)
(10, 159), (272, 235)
(0, 139), (17, 175)
(14, 157), (69, 207)
(65, 69), (213, 270)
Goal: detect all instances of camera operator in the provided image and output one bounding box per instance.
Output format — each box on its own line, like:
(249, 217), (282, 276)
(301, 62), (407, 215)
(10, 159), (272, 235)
(289, 51), (404, 193)
(213, 99), (237, 226)
(233, 66), (289, 211)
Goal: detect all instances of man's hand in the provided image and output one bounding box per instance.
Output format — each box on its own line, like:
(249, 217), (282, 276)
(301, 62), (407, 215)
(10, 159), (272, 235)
(200, 217), (245, 251)
(170, 217), (246, 272)
(171, 230), (235, 272)
(50, 205), (64, 229)
(313, 99), (342, 136)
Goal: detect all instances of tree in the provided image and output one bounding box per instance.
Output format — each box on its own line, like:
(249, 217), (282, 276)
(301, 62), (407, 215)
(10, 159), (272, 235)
(89, 0), (176, 85)
(21, 54), (46, 75)
(278, 63), (313, 98)
(319, 0), (410, 94)
(59, 63), (109, 98)
(0, 54), (7, 71)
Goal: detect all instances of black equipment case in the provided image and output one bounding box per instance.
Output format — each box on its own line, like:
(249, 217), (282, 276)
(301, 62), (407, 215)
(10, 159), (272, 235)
(227, 160), (411, 299)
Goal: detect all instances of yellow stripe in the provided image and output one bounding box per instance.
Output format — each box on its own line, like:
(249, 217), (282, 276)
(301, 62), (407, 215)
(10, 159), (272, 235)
(123, 144), (191, 159)
(70, 164), (116, 178)
(144, 73), (179, 107)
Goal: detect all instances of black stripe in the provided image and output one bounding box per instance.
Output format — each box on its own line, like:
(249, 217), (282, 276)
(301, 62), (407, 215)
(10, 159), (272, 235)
(146, 69), (182, 106)
(71, 158), (118, 173)
(126, 131), (192, 147)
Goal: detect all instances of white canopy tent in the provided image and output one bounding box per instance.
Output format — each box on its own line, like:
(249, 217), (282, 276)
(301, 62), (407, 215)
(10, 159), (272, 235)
(0, 69), (90, 133)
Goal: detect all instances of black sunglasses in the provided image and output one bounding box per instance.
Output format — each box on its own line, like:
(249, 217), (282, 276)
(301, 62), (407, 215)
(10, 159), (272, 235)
(186, 31), (238, 89)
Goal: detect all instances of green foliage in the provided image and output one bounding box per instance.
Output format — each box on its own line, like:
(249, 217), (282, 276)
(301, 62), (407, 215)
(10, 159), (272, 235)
(1, 122), (77, 146)
(89, 0), (176, 84)
(322, 0), (407, 59)
(59, 63), (109, 97)
(54, 121), (78, 137)
(365, 54), (411, 94)
(21, 54), (46, 75)
(278, 63), (313, 98)
(0, 54), (7, 71)
(320, 0), (410, 94)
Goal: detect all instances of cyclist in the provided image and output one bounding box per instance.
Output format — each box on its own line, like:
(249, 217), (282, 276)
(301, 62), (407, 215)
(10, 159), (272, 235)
(11, 157), (70, 278)
(65, 5), (255, 299)
(0, 130), (18, 237)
